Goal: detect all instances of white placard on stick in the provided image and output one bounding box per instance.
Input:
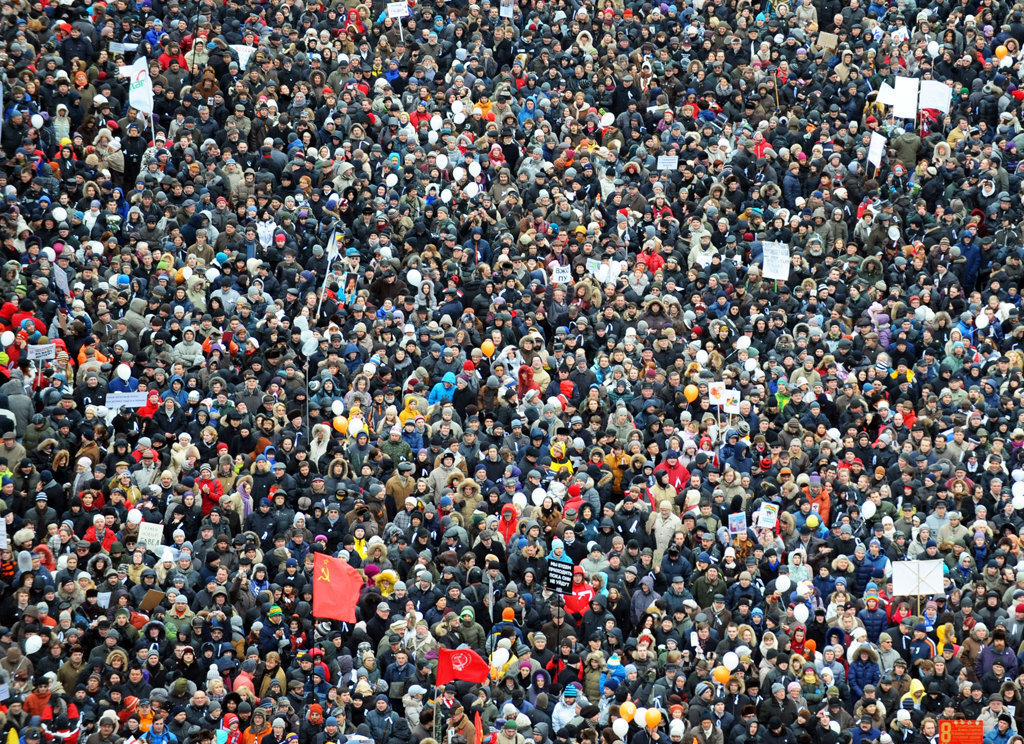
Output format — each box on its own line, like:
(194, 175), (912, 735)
(500, 0), (514, 18)
(868, 132), (887, 168)
(27, 343), (55, 360)
(919, 80), (952, 113)
(761, 241), (790, 281)
(892, 559), (945, 596)
(657, 155), (679, 171)
(107, 391), (150, 408)
(387, 1), (410, 17)
(893, 77), (920, 119)
(877, 82), (897, 106)
(757, 503), (779, 529)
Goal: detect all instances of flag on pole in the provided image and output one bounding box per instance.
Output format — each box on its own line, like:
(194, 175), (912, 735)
(120, 57), (154, 114)
(436, 648), (490, 686)
(312, 553), (362, 622)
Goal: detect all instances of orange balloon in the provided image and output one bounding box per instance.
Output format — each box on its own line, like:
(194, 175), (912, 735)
(713, 666), (731, 685)
(645, 709), (663, 729)
(620, 702), (637, 722)
(996, 45), (1009, 59)
(481, 339), (495, 357)
(333, 416), (348, 434)
(684, 384), (699, 402)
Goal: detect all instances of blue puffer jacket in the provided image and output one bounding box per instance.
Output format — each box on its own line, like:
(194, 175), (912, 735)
(847, 646), (881, 698)
(857, 605), (889, 644)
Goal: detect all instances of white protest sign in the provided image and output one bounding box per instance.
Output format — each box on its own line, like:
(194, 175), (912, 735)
(709, 381), (726, 406)
(106, 391), (150, 408)
(761, 241), (790, 281)
(230, 44), (257, 70)
(757, 503), (779, 529)
(892, 77), (920, 119)
(136, 522), (165, 553)
(387, 2), (410, 17)
(723, 389), (741, 414)
(892, 560), (945, 596)
(868, 132), (887, 169)
(877, 82), (897, 106)
(256, 220), (276, 248)
(657, 155), (679, 171)
(0, 520), (8, 550)
(551, 265), (573, 284)
(500, 0), (514, 17)
(919, 80), (952, 113)
(27, 343), (55, 360)
(53, 265), (70, 298)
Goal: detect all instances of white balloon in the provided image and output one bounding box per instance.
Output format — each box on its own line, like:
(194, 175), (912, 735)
(927, 40), (940, 57)
(512, 492), (527, 510)
(386, 173), (398, 188)
(888, 226), (901, 241)
(532, 487), (547, 506)
(464, 182), (479, 198)
(206, 268), (221, 282)
(441, 189), (453, 203)
(52, 207), (67, 222)
(31, 114), (43, 129)
(491, 647), (510, 667)
(453, 166), (466, 182)
(722, 651), (739, 671)
(634, 709), (648, 727)
(427, 131), (438, 145)
(735, 336), (751, 350)
(331, 400), (345, 416)
(41, 247), (55, 262)
(1013, 481), (1024, 499)
(1014, 494), (1024, 511)
(452, 100), (465, 115)
(862, 501), (877, 519)
(1014, 469), (1024, 483)
(612, 719), (629, 739)
(0, 331), (13, 347)
(117, 363), (131, 381)
(829, 722), (841, 735)
(793, 604), (809, 623)
(776, 576), (791, 593)
(468, 161), (482, 177)
(406, 269), (422, 288)
(745, 358), (758, 372)
(601, 113), (615, 127)
(976, 313), (990, 330)
(796, 582), (810, 598)
(436, 154), (448, 170)
(430, 114), (442, 131)
(24, 636), (42, 655)
(302, 337), (319, 356)
(181, 267), (193, 280)
(695, 350), (709, 365)
(453, 112), (466, 125)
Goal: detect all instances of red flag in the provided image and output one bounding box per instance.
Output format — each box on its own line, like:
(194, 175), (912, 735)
(436, 648), (490, 686)
(312, 553), (363, 622)
(474, 711), (483, 744)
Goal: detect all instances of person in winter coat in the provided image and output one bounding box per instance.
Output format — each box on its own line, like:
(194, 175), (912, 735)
(848, 644), (882, 699)
(858, 595), (889, 644)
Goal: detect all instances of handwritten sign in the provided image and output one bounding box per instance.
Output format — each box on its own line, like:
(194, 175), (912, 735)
(551, 265), (573, 285)
(136, 521), (165, 552)
(107, 391), (149, 408)
(657, 155), (679, 171)
(27, 344), (55, 360)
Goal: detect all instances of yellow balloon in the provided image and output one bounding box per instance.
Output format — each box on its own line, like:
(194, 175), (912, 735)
(996, 45), (1009, 59)
(620, 702), (637, 722)
(645, 709), (662, 729)
(481, 339), (495, 357)
(684, 384), (699, 402)
(333, 416), (348, 434)
(713, 665), (731, 685)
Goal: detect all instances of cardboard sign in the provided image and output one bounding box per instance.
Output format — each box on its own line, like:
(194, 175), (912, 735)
(546, 559), (574, 594)
(938, 721), (983, 744)
(139, 589), (166, 612)
(387, 1), (410, 17)
(817, 32), (838, 51)
(107, 391), (150, 408)
(657, 155), (679, 171)
(136, 521), (165, 552)
(27, 343), (56, 360)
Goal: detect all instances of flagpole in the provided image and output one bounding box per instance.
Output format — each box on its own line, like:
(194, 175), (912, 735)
(315, 228), (338, 319)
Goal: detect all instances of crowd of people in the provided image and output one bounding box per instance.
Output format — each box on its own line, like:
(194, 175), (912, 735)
(4, 1), (1024, 744)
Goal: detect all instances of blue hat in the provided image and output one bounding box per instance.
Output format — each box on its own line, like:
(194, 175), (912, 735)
(914, 623), (928, 633)
(697, 552), (711, 563)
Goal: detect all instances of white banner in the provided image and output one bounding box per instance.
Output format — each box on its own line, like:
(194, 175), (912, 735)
(657, 155), (679, 171)
(868, 132), (887, 168)
(120, 57), (154, 114)
(27, 343), (55, 360)
(919, 80), (952, 113)
(892, 76), (919, 120)
(106, 391), (149, 408)
(761, 241), (790, 281)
